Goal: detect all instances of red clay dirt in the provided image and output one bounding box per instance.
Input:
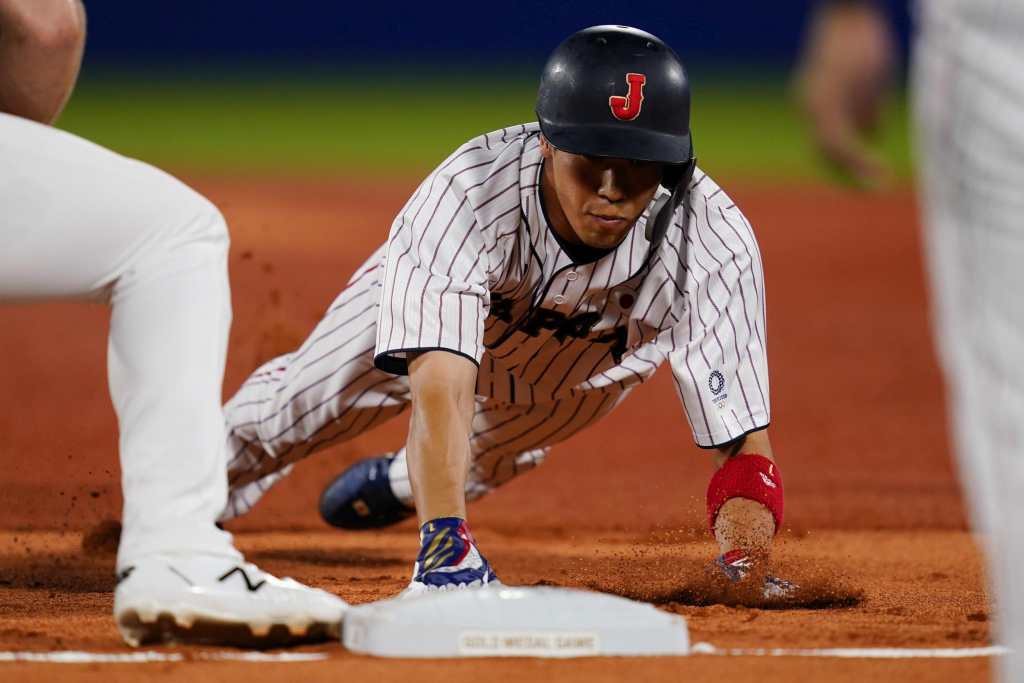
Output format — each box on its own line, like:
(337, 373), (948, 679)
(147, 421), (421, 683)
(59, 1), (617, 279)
(0, 175), (990, 682)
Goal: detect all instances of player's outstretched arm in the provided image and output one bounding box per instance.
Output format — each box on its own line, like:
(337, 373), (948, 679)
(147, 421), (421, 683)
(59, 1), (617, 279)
(793, 0), (898, 186)
(406, 349), (478, 525)
(710, 429), (777, 557)
(0, 0), (86, 124)
(401, 350), (500, 596)
(705, 429), (797, 598)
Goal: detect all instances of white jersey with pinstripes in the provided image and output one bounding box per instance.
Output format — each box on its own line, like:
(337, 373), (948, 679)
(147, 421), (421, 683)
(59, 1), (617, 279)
(375, 122), (769, 448)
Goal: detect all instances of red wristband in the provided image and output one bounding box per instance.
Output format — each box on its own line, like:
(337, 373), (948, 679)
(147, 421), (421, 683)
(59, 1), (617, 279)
(706, 453), (784, 536)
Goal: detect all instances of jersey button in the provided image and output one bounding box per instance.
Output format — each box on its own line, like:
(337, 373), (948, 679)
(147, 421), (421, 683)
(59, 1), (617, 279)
(553, 295), (566, 305)
(566, 271), (579, 281)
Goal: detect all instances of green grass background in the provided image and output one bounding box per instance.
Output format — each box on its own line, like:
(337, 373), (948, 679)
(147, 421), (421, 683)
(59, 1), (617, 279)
(57, 67), (911, 183)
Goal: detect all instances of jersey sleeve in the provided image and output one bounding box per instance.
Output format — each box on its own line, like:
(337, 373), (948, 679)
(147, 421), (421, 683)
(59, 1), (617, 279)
(655, 181), (770, 448)
(374, 166), (493, 376)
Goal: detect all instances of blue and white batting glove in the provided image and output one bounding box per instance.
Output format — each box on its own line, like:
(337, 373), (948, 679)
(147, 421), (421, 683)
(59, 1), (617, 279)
(400, 517), (500, 598)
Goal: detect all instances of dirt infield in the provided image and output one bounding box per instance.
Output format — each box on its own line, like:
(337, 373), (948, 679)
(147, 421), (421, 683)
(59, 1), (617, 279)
(0, 176), (991, 681)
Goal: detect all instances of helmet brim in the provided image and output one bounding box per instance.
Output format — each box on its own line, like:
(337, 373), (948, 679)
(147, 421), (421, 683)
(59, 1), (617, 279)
(538, 118), (693, 165)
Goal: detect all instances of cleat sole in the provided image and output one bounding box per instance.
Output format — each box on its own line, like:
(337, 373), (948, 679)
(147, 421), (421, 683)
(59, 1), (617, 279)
(115, 607), (340, 648)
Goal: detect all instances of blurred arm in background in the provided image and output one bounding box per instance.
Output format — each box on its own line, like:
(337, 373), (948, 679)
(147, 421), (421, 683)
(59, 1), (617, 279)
(793, 0), (900, 187)
(0, 0), (85, 124)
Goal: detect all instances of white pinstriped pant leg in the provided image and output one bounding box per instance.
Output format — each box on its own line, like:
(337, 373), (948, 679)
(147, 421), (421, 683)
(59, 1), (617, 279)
(219, 263), (411, 520)
(389, 386), (631, 506)
(0, 113), (239, 566)
(914, 5), (1024, 681)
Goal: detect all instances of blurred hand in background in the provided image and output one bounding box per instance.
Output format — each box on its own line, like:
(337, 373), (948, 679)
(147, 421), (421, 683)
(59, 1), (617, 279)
(793, 1), (900, 188)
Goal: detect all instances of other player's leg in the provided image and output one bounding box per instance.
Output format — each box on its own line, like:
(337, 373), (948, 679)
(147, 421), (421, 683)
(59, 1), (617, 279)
(914, 13), (1024, 681)
(0, 113), (345, 646)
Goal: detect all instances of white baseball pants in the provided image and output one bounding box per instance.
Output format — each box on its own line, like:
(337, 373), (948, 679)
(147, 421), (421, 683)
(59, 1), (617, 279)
(0, 112), (240, 568)
(914, 2), (1024, 680)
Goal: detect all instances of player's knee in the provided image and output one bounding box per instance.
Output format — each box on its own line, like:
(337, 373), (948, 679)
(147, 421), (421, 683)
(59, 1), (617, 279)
(195, 198), (230, 250)
(171, 191), (230, 256)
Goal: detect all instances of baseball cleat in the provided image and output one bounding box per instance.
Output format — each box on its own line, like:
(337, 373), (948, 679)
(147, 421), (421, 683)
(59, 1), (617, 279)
(113, 553), (348, 647)
(712, 548), (799, 600)
(400, 517), (501, 598)
(319, 454), (415, 530)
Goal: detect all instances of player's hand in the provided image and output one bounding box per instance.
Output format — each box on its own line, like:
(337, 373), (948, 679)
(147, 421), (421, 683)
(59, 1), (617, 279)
(793, 1), (899, 188)
(710, 549), (798, 601)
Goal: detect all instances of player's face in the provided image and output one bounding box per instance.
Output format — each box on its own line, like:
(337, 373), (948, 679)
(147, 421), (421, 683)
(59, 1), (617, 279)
(540, 136), (665, 250)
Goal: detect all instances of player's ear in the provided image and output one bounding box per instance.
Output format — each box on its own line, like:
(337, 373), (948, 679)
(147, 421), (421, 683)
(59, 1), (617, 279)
(539, 135), (554, 160)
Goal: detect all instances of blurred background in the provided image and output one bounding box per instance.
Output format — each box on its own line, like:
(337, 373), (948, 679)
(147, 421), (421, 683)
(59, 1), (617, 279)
(6, 0), (961, 536)
(62, 0), (913, 180)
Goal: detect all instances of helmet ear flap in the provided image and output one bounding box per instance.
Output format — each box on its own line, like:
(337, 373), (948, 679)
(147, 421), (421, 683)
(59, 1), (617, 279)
(660, 157), (690, 191)
(645, 157), (696, 245)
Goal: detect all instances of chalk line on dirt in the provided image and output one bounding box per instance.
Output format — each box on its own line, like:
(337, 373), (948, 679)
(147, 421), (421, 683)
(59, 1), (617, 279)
(690, 642), (1008, 658)
(0, 651), (329, 663)
(0, 645), (1008, 662)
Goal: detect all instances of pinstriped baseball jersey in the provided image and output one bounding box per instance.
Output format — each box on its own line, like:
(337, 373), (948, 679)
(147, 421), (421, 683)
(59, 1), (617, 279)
(376, 122), (769, 447)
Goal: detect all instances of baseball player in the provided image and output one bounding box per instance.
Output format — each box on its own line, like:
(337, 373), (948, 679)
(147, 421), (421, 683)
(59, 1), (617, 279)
(797, 1), (1024, 680)
(221, 25), (794, 598)
(0, 0), (346, 646)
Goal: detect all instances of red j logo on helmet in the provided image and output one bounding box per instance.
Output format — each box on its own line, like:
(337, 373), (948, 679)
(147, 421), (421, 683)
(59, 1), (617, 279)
(609, 73), (646, 121)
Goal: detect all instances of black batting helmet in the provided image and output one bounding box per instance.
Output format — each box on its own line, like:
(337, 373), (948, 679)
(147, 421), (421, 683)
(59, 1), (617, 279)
(536, 25), (693, 166)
